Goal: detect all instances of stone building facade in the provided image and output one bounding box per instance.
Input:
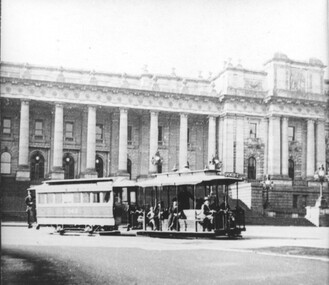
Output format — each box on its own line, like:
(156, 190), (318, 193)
(1, 53), (328, 220)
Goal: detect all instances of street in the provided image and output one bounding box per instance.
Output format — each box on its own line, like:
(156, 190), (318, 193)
(1, 225), (329, 285)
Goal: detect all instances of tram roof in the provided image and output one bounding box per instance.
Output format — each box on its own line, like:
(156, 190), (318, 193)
(137, 170), (243, 188)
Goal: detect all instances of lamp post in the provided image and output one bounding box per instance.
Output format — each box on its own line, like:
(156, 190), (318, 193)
(261, 174), (274, 209)
(313, 164), (329, 208)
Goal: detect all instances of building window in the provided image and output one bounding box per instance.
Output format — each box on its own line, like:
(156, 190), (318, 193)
(158, 126), (163, 146)
(30, 152), (45, 181)
(2, 118), (11, 136)
(63, 153), (75, 179)
(34, 120), (43, 139)
(187, 128), (190, 147)
(249, 123), (257, 138)
(96, 124), (104, 143)
(289, 159), (294, 180)
(95, 155), (104, 178)
(0, 152), (11, 174)
(288, 126), (295, 141)
(247, 157), (256, 180)
(65, 122), (74, 141)
(293, 195), (298, 209)
(128, 125), (132, 145)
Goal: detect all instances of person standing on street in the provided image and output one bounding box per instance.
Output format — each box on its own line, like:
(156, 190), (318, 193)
(25, 191), (35, 228)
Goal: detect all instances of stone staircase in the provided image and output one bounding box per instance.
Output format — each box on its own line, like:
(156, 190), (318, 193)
(228, 197), (315, 227)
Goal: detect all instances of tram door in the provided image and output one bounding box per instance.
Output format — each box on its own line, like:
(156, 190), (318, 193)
(113, 187), (137, 225)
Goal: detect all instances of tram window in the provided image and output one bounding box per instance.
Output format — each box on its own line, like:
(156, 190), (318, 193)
(93, 192), (100, 203)
(122, 188), (128, 202)
(82, 192), (90, 203)
(73, 193), (81, 203)
(104, 192), (111, 203)
(55, 193), (62, 204)
(47, 193), (54, 204)
(63, 193), (74, 203)
(130, 191), (136, 205)
(38, 193), (47, 204)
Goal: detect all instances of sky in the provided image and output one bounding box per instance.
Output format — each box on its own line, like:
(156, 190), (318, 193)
(1, 0), (328, 78)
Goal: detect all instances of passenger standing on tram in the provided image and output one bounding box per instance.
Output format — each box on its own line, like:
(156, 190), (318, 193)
(178, 187), (193, 231)
(155, 201), (164, 231)
(201, 197), (215, 232)
(168, 198), (180, 231)
(147, 206), (156, 230)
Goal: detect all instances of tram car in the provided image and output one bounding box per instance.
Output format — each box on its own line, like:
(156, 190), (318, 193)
(29, 177), (138, 234)
(136, 169), (246, 238)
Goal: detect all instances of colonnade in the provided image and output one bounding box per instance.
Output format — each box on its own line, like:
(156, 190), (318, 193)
(16, 100), (326, 181)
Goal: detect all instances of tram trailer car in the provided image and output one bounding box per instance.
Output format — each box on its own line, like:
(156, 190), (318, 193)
(30, 178), (117, 234)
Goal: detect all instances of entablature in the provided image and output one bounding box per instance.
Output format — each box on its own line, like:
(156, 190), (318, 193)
(0, 77), (221, 116)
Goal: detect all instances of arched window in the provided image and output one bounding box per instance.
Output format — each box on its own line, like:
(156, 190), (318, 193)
(247, 157), (256, 180)
(1, 152), (11, 174)
(63, 153), (75, 179)
(95, 155), (104, 178)
(127, 159), (132, 180)
(289, 159), (294, 180)
(30, 152), (45, 180)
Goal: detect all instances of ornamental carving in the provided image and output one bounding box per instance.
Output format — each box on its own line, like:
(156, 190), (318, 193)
(289, 69), (305, 92)
(246, 137), (263, 149)
(289, 141), (302, 152)
(244, 79), (262, 91)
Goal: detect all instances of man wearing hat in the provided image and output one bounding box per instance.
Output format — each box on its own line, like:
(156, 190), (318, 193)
(200, 196), (215, 231)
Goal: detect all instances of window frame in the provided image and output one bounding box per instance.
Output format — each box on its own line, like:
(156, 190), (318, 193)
(0, 152), (11, 174)
(249, 122), (257, 139)
(127, 125), (133, 145)
(158, 126), (163, 146)
(65, 122), (74, 142)
(96, 124), (104, 143)
(2, 118), (12, 136)
(288, 126), (295, 142)
(34, 119), (44, 140)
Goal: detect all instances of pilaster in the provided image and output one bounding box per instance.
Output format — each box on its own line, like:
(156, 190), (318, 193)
(306, 119), (315, 179)
(118, 108), (129, 176)
(149, 111), (159, 174)
(281, 117), (289, 178)
(268, 115), (281, 178)
(235, 115), (244, 174)
(207, 115), (216, 163)
(222, 115), (234, 172)
(179, 113), (188, 169)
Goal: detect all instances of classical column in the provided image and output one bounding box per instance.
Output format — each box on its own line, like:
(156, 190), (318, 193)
(16, 100), (30, 181)
(179, 113), (188, 169)
(306, 119), (315, 178)
(281, 117), (289, 178)
(85, 106), (97, 176)
(222, 115), (234, 172)
(235, 116), (244, 174)
(208, 116), (216, 163)
(50, 104), (64, 179)
(118, 108), (128, 175)
(268, 116), (281, 178)
(149, 111), (158, 173)
(217, 117), (224, 162)
(262, 117), (269, 176)
(316, 120), (326, 170)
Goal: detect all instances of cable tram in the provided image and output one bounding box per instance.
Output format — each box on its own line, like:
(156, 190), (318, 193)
(136, 169), (246, 238)
(29, 177), (138, 235)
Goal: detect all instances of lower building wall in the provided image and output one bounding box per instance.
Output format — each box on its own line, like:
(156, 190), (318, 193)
(1, 177), (30, 221)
